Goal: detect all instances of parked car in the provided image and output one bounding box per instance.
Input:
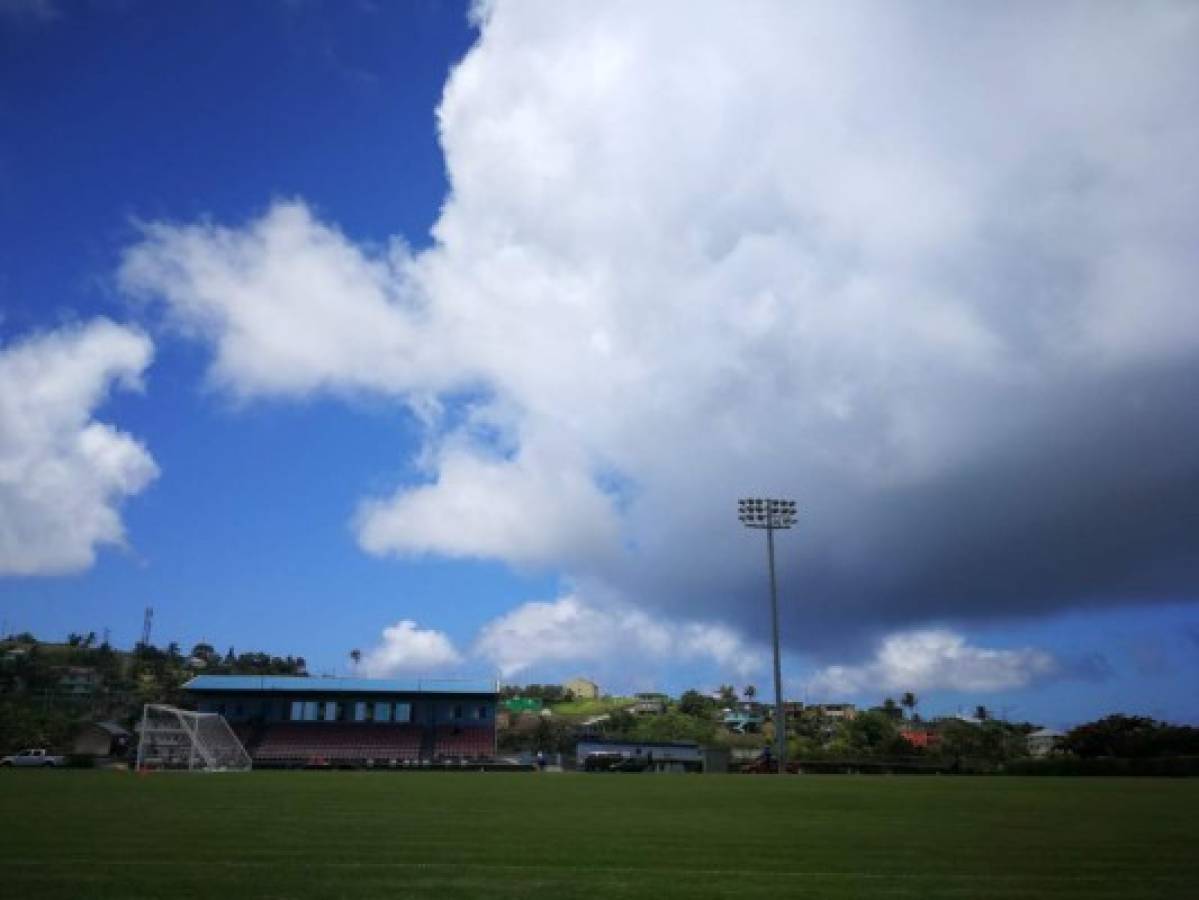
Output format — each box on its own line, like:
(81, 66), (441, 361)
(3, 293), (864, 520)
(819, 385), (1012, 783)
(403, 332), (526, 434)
(0, 748), (65, 767)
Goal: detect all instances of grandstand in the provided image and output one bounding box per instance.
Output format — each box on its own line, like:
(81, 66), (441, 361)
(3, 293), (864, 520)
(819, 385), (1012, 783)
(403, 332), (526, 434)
(183, 676), (497, 767)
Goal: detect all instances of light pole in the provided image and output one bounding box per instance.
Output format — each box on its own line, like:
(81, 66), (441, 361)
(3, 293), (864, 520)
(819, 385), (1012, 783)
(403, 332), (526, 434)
(738, 497), (797, 774)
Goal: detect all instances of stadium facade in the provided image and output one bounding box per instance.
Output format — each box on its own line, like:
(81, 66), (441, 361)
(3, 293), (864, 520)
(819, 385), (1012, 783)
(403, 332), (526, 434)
(183, 675), (498, 767)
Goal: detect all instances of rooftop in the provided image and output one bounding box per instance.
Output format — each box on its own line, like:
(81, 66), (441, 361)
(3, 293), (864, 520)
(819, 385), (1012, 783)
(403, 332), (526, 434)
(183, 675), (497, 695)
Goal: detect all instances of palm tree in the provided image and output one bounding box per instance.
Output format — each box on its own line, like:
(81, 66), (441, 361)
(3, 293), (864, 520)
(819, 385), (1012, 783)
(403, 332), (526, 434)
(350, 648), (362, 673)
(901, 692), (918, 721)
(974, 704), (990, 722)
(743, 685), (757, 702)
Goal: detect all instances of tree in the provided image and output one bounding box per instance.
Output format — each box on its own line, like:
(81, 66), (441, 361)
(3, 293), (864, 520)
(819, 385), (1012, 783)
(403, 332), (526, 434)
(881, 697), (901, 720)
(678, 689), (715, 718)
(717, 685), (738, 706)
(901, 692), (918, 720)
(841, 711), (905, 756)
(974, 705), (990, 722)
(350, 649), (362, 672)
(1059, 715), (1199, 759)
(743, 685), (757, 702)
(190, 643), (215, 661)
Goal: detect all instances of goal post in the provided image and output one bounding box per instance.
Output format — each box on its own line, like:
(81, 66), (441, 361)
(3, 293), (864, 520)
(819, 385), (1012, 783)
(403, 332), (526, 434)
(135, 704), (252, 772)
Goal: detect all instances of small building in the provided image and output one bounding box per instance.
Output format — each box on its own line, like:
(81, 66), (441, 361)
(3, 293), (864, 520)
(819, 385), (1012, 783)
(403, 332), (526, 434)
(783, 701), (806, 722)
(900, 729), (940, 750)
(503, 697), (544, 714)
(564, 677), (599, 700)
(1026, 728), (1064, 757)
(722, 709), (764, 733)
(57, 666), (100, 697)
(632, 692), (668, 715)
(809, 703), (857, 721)
(73, 721), (131, 757)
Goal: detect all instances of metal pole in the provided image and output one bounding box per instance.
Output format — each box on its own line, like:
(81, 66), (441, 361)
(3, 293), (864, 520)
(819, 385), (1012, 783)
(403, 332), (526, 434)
(766, 520), (786, 774)
(136, 704), (147, 772)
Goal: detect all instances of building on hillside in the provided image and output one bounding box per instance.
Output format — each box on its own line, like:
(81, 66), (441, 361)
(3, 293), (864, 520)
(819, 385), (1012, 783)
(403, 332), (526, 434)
(502, 696), (544, 714)
(632, 692), (668, 715)
(808, 703), (857, 720)
(722, 708), (764, 733)
(564, 677), (599, 700)
(182, 675), (498, 766)
(57, 666), (100, 696)
(899, 729), (940, 750)
(73, 721), (131, 757)
(783, 701), (806, 722)
(1026, 728), (1064, 757)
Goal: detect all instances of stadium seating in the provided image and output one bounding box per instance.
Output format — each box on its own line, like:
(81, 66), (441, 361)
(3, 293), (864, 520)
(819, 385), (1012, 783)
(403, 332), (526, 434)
(432, 725), (494, 760)
(252, 724), (424, 765)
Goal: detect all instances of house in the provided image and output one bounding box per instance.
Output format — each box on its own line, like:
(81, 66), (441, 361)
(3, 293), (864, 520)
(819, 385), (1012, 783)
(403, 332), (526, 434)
(564, 677), (599, 700)
(900, 729), (940, 750)
(632, 692), (668, 715)
(722, 708), (764, 734)
(57, 666), (100, 697)
(1026, 728), (1064, 757)
(73, 721), (131, 757)
(809, 703), (857, 721)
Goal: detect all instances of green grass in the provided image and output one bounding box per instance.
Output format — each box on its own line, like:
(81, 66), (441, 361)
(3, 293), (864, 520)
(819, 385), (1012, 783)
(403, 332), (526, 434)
(548, 696), (634, 716)
(1, 771), (1196, 899)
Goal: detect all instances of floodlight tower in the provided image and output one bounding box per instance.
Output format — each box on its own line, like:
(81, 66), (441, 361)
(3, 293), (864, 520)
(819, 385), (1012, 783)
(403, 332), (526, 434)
(738, 497), (797, 774)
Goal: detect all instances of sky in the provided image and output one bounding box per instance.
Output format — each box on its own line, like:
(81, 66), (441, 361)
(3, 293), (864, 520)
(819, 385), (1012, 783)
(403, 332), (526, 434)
(1, 0), (1197, 728)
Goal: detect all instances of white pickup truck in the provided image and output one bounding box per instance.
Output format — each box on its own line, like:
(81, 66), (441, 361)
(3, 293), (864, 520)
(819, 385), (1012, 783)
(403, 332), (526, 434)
(0, 748), (66, 767)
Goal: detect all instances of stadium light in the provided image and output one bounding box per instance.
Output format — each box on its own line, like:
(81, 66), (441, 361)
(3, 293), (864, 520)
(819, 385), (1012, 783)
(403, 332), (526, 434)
(738, 497), (797, 774)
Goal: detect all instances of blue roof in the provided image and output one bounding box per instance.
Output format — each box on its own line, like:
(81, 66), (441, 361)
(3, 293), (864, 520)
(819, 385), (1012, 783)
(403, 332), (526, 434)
(182, 675), (496, 695)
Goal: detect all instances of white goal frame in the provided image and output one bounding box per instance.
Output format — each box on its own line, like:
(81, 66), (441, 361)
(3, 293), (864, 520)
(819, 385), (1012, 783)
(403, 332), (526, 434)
(135, 704), (252, 772)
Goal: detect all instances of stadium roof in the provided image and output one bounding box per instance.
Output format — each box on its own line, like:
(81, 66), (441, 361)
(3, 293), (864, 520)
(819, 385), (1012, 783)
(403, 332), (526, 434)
(183, 675), (497, 695)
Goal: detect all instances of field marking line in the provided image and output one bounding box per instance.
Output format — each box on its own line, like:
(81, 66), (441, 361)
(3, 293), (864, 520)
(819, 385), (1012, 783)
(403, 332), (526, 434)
(2, 860), (1192, 883)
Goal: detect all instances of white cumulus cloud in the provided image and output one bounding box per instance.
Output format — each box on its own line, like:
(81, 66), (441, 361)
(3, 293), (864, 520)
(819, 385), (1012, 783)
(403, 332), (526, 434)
(0, 319), (157, 575)
(808, 629), (1059, 696)
(119, 2), (1199, 654)
(473, 594), (764, 680)
(358, 619), (463, 676)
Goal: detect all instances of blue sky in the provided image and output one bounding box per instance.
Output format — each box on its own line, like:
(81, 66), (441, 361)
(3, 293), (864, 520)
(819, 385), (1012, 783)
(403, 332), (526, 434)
(2, 1), (1197, 728)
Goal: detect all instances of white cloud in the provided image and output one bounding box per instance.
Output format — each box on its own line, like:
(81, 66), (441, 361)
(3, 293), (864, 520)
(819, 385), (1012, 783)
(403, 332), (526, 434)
(0, 320), (157, 575)
(120, 3), (1199, 652)
(355, 431), (622, 567)
(808, 629), (1059, 696)
(358, 619), (463, 676)
(473, 594), (764, 680)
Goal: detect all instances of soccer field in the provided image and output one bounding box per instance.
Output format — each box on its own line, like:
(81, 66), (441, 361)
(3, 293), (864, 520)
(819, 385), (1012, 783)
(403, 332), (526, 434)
(1, 771), (1195, 899)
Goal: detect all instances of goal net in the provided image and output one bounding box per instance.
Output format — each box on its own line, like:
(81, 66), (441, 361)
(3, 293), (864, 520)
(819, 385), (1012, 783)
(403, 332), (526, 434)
(135, 704), (252, 772)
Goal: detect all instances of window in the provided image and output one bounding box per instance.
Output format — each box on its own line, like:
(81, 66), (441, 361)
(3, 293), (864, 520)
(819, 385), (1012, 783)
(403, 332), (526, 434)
(303, 701), (319, 721)
(375, 701), (392, 723)
(452, 704), (463, 720)
(477, 706), (489, 720)
(354, 702), (368, 722)
(290, 701), (303, 722)
(324, 701), (337, 722)
(394, 703), (411, 723)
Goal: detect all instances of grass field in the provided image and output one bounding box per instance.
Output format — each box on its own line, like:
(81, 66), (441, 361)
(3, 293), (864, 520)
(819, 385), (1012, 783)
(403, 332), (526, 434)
(548, 696), (635, 716)
(2, 771), (1196, 899)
